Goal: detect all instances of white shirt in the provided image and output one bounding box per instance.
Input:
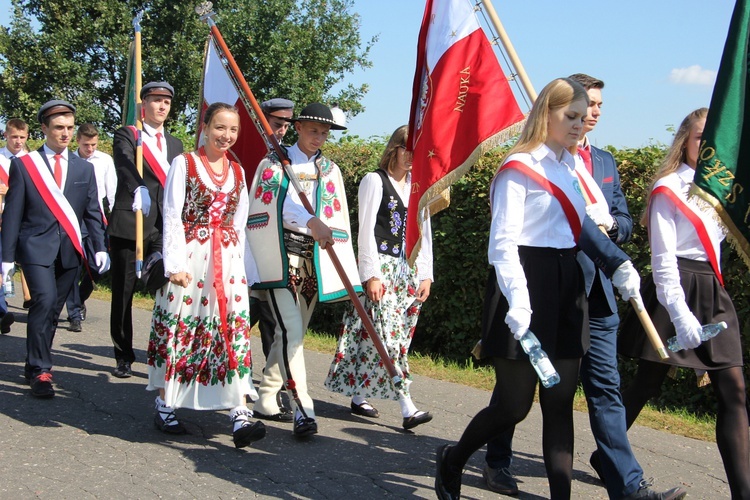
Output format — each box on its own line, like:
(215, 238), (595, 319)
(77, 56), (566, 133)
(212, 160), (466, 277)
(0, 146), (27, 160)
(281, 143), (317, 233)
(649, 163), (725, 314)
(488, 144), (586, 307)
(42, 145), (69, 189)
(357, 170), (434, 283)
(142, 123), (169, 164)
(75, 149), (117, 211)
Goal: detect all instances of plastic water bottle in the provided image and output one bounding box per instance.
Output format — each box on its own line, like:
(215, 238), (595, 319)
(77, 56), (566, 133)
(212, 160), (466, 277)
(3, 276), (14, 298)
(667, 321), (728, 352)
(519, 330), (560, 388)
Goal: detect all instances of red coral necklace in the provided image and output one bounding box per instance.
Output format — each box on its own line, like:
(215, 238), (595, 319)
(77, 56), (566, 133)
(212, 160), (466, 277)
(198, 146), (229, 187)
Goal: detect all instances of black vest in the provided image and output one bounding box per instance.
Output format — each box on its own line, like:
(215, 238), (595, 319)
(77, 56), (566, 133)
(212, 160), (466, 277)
(372, 169), (407, 257)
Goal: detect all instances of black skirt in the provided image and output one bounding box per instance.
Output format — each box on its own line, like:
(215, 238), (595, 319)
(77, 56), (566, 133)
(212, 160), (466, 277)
(480, 246), (589, 361)
(618, 258), (742, 370)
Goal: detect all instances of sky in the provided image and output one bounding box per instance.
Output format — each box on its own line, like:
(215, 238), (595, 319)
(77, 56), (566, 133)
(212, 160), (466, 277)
(341, 0), (736, 148)
(0, 0), (737, 149)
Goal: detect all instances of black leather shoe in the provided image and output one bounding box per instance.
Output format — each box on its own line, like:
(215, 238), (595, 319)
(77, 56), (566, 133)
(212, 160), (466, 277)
(254, 409), (294, 423)
(233, 421), (266, 448)
(351, 401), (380, 418)
(293, 416), (318, 438)
(483, 464), (519, 495)
(68, 319), (82, 332)
(403, 410), (433, 430)
(30, 373), (55, 398)
(154, 411), (187, 435)
(0, 312), (15, 334)
(590, 450), (605, 484)
(112, 360), (133, 378)
(435, 444), (461, 500)
(622, 479), (687, 499)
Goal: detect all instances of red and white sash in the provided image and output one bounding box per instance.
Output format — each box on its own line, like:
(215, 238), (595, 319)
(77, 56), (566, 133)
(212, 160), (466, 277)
(573, 159), (607, 206)
(19, 151), (84, 258)
(0, 156), (9, 185)
(500, 159), (585, 243)
(128, 126), (169, 187)
(650, 183), (723, 286)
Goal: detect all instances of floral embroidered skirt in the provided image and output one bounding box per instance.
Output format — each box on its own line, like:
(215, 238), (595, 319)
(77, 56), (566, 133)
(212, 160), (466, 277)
(324, 254), (422, 400)
(146, 239), (257, 410)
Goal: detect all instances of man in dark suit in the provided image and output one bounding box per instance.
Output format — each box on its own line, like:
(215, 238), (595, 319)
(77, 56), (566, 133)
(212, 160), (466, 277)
(482, 75), (686, 500)
(1, 100), (109, 398)
(108, 82), (183, 378)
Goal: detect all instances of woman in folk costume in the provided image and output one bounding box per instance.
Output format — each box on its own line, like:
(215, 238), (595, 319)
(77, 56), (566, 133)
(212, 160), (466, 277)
(434, 78), (642, 500)
(618, 108), (750, 498)
(324, 125), (434, 430)
(146, 103), (266, 449)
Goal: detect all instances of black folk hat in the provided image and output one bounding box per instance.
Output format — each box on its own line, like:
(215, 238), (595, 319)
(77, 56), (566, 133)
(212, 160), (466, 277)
(37, 100), (76, 124)
(292, 102), (347, 130)
(140, 81), (175, 100)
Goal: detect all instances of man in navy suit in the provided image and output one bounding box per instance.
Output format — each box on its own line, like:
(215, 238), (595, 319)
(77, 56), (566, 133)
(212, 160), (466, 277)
(1, 100), (109, 398)
(482, 75), (686, 500)
(107, 82), (183, 379)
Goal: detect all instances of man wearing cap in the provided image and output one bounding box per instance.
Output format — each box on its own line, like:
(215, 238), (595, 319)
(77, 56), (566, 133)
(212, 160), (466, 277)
(108, 81), (183, 379)
(246, 102), (361, 437)
(1, 100), (109, 398)
(248, 98), (295, 422)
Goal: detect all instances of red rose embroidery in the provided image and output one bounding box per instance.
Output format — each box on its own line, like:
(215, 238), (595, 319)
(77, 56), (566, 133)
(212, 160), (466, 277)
(262, 191), (273, 204)
(333, 199), (341, 211)
(262, 168), (274, 181)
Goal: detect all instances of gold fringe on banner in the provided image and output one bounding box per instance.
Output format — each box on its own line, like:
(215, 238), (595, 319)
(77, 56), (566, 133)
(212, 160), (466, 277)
(690, 184), (750, 269)
(407, 117), (526, 267)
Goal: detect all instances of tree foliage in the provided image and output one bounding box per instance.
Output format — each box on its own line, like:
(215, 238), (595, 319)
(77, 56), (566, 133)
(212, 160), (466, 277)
(0, 0), (374, 137)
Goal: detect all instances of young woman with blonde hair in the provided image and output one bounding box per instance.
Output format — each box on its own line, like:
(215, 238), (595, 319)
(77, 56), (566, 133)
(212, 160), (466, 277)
(619, 107), (750, 498)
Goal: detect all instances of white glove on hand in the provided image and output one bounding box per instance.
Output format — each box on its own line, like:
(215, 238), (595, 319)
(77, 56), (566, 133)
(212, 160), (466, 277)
(95, 252), (111, 274)
(505, 307), (532, 340)
(612, 260), (640, 302)
(132, 186), (151, 217)
(585, 202), (615, 231)
(2, 262), (14, 283)
(673, 313), (703, 350)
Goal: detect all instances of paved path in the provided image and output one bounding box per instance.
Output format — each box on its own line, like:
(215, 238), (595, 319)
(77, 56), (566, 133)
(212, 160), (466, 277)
(0, 295), (729, 498)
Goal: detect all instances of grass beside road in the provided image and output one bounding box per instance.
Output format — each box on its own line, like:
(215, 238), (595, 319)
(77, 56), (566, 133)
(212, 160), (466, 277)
(115, 290), (716, 443)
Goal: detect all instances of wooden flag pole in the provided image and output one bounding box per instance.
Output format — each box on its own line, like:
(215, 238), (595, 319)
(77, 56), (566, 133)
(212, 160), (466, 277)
(480, 0), (537, 103)
(196, 2), (404, 388)
(133, 11), (145, 278)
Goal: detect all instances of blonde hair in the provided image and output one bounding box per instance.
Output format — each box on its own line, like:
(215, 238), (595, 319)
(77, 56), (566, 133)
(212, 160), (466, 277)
(504, 78), (588, 159)
(379, 125), (408, 174)
(639, 107), (708, 225)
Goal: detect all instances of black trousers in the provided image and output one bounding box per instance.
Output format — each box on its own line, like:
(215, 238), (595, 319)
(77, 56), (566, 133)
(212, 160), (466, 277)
(109, 234), (160, 363)
(23, 258), (79, 377)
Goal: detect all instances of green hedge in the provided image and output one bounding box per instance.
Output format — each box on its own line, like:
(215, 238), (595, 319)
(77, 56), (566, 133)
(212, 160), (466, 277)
(317, 136), (749, 417)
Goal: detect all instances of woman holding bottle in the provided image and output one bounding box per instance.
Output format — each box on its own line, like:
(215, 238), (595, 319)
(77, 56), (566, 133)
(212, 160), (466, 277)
(618, 108), (750, 498)
(434, 78), (642, 499)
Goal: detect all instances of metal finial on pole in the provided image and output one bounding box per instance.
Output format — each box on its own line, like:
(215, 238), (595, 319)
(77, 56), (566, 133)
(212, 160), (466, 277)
(196, 2), (216, 24)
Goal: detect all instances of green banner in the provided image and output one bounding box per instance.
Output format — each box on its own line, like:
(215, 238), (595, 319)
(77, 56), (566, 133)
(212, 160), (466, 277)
(122, 42), (137, 127)
(692, 0), (750, 266)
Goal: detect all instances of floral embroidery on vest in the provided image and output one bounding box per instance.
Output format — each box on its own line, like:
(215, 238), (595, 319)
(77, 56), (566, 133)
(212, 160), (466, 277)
(318, 157), (341, 220)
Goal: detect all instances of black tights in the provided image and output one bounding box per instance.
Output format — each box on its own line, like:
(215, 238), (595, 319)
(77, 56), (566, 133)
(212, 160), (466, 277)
(621, 360), (750, 499)
(446, 357), (581, 499)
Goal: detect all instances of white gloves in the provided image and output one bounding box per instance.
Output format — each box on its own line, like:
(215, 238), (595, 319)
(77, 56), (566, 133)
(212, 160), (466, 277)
(2, 262), (14, 283)
(504, 287), (532, 340)
(586, 203), (615, 231)
(132, 186), (151, 216)
(95, 252), (111, 274)
(506, 307), (531, 340)
(612, 260), (640, 303)
(673, 313), (703, 350)
(666, 300), (702, 350)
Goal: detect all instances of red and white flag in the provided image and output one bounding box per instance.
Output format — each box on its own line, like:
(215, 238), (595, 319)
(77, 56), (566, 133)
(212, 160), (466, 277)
(406, 0), (525, 261)
(198, 34), (268, 186)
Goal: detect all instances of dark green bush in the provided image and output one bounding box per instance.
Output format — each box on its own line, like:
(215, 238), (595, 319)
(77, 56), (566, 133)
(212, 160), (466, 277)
(313, 135), (749, 417)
